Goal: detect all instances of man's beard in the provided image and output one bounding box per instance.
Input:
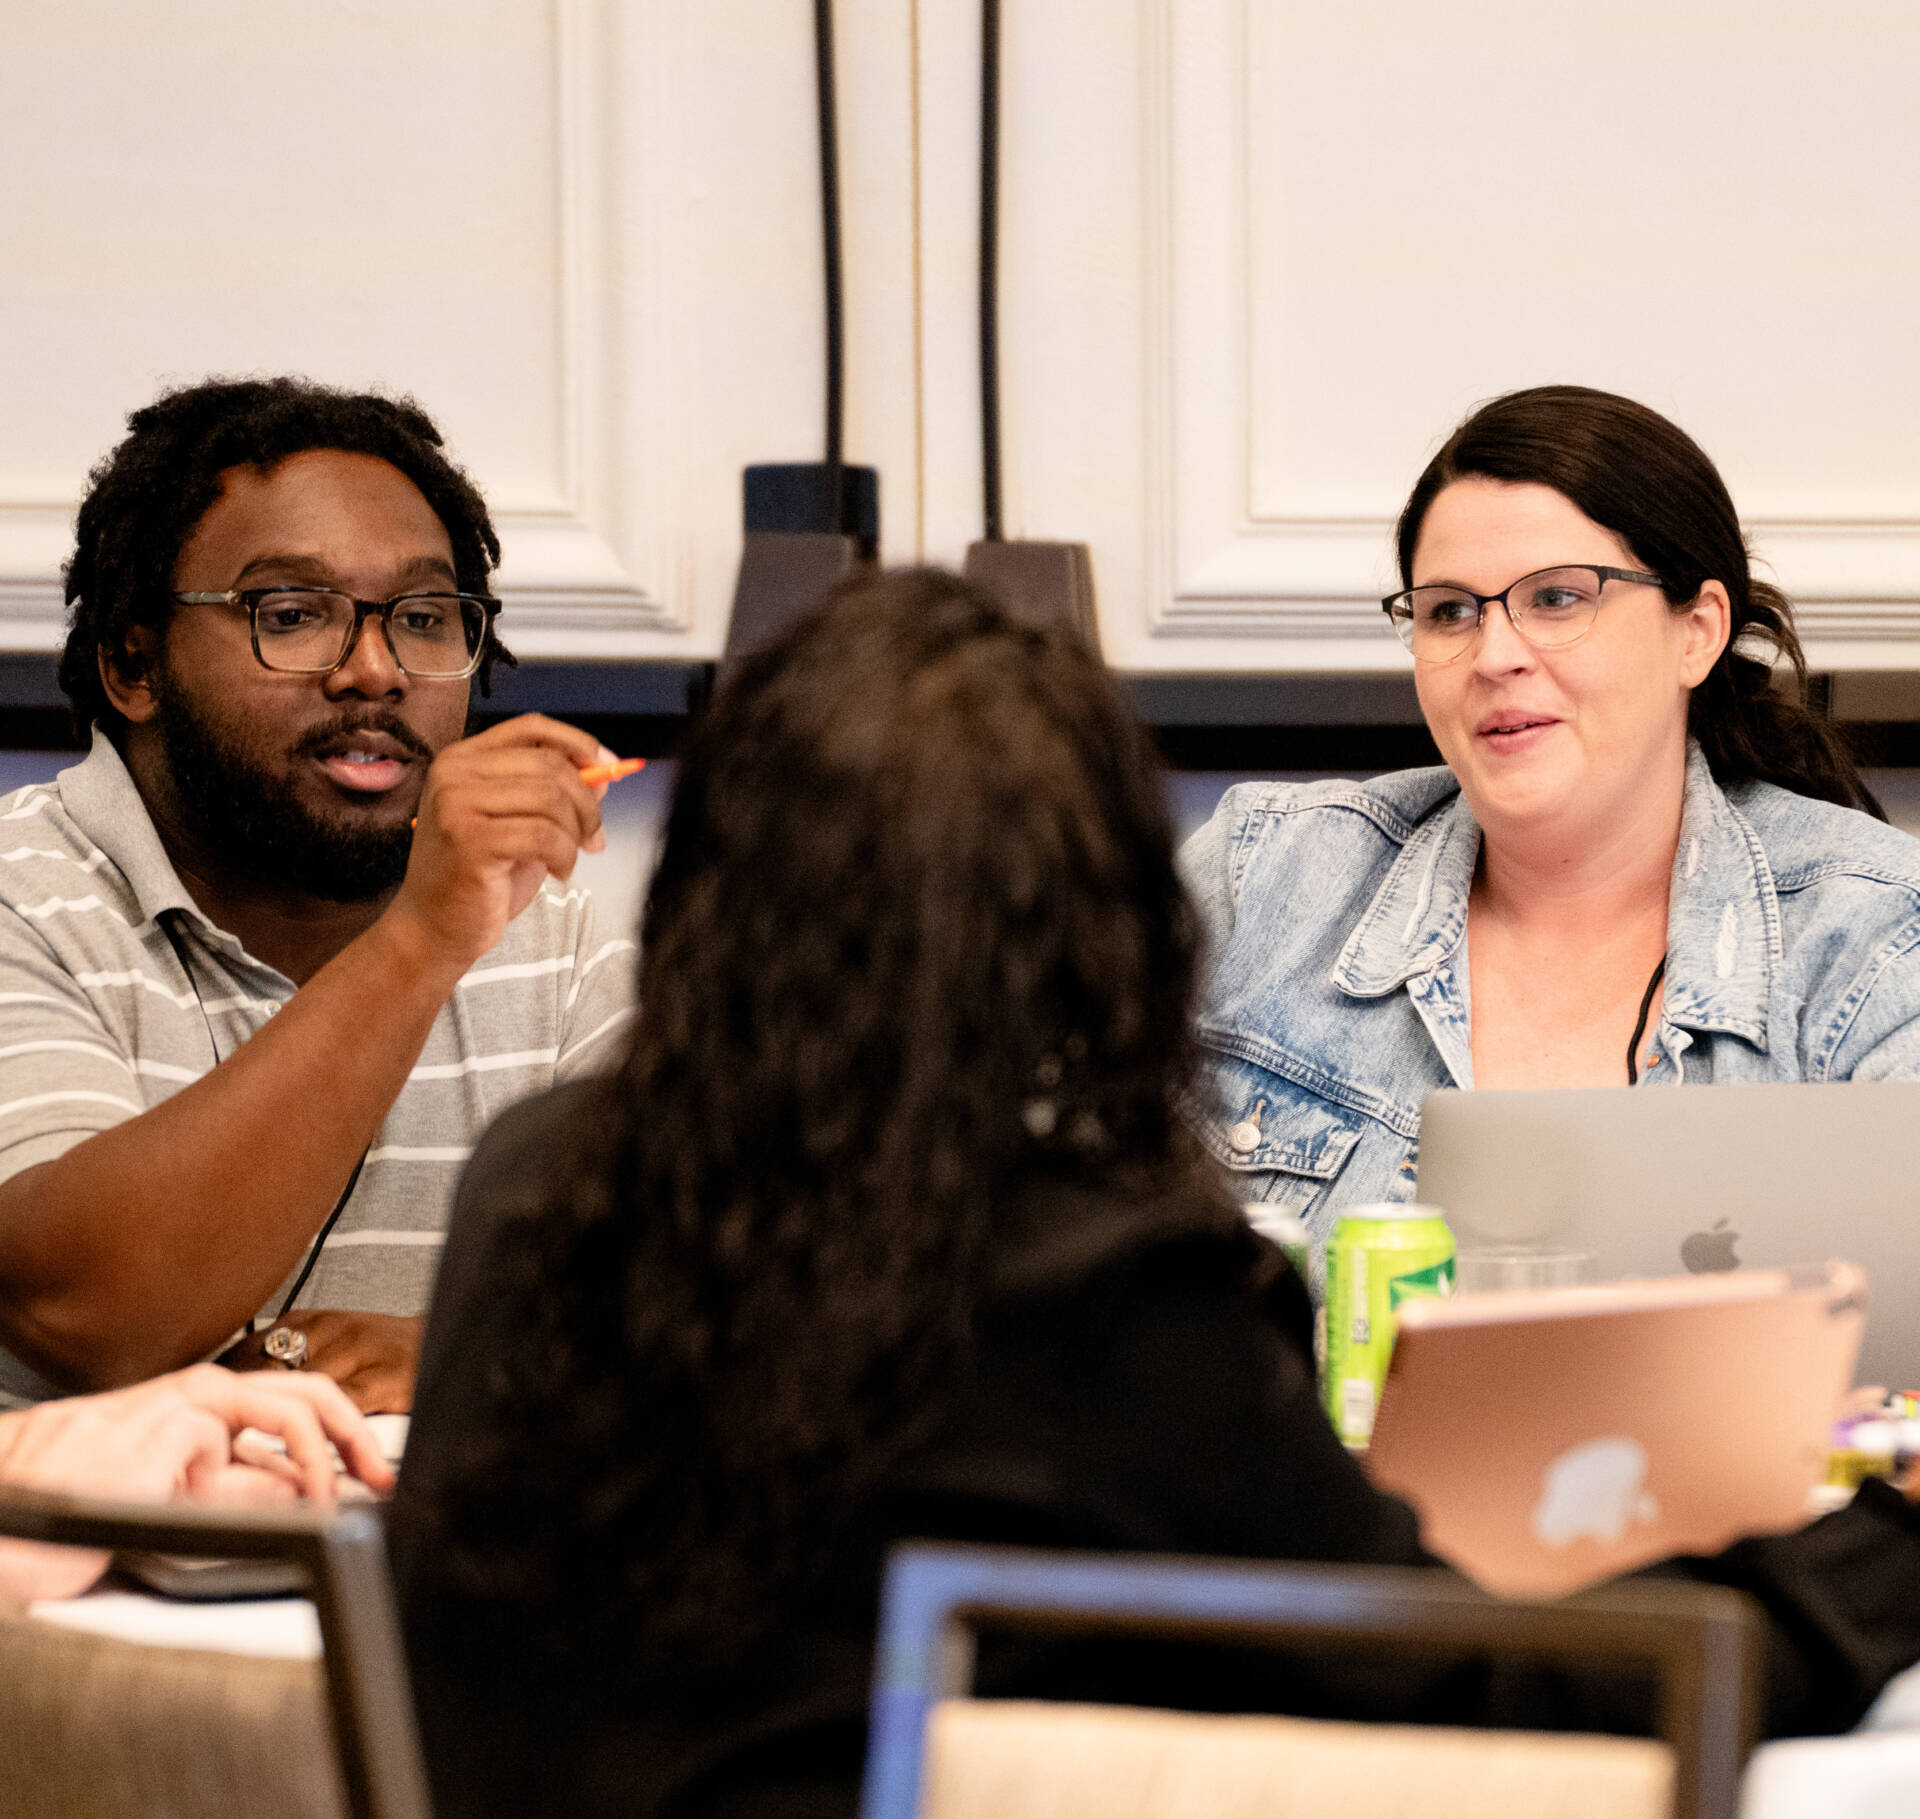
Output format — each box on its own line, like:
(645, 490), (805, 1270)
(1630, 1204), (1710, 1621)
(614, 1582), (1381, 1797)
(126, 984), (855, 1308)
(150, 667), (430, 904)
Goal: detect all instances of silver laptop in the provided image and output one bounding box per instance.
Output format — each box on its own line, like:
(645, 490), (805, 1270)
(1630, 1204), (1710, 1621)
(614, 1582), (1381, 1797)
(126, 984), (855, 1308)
(1415, 1082), (1920, 1389)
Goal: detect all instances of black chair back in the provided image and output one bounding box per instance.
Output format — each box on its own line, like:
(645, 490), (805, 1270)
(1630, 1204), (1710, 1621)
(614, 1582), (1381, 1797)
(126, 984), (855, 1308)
(861, 1542), (1759, 1819)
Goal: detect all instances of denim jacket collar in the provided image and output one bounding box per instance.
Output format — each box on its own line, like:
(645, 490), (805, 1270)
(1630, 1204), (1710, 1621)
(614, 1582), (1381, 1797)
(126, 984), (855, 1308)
(1330, 745), (1777, 1052)
(1332, 779), (1475, 1000)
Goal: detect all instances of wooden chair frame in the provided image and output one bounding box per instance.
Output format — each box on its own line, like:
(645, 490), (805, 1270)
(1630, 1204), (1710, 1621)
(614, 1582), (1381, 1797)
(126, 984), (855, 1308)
(861, 1543), (1760, 1819)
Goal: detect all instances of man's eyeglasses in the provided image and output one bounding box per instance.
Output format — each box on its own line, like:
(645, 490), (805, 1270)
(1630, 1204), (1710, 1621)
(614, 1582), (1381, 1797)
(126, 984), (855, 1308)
(1381, 565), (1665, 665)
(173, 587), (501, 680)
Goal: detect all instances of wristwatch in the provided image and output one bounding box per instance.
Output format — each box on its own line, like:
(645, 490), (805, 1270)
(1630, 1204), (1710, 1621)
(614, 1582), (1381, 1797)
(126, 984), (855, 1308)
(262, 1324), (309, 1370)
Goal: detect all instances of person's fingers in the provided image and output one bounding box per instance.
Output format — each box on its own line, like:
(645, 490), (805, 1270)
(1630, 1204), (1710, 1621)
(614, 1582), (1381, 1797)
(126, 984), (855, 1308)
(229, 1431), (313, 1493)
(434, 769), (603, 857)
(169, 1364), (333, 1501)
(176, 1363), (393, 1501)
(189, 1462), (302, 1509)
(261, 1373), (396, 1492)
(458, 712), (603, 768)
(149, 1401), (241, 1500)
(284, 1373), (395, 1492)
(335, 1363), (410, 1417)
(428, 731), (608, 831)
(416, 814), (583, 890)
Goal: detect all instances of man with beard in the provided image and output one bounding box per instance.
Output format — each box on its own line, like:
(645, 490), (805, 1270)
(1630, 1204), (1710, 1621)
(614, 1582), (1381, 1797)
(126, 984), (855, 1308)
(0, 378), (634, 1412)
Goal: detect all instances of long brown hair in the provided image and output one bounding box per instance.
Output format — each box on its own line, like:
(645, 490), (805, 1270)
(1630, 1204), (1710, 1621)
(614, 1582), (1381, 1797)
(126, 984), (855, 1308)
(400, 567), (1223, 1687)
(1395, 385), (1880, 818)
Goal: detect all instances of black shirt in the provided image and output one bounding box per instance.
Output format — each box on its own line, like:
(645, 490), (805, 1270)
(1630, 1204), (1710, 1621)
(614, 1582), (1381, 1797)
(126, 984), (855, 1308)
(393, 1078), (1920, 1818)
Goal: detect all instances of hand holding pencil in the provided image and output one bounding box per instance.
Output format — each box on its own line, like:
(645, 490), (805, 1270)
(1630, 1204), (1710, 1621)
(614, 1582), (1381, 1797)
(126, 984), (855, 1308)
(385, 714), (638, 971)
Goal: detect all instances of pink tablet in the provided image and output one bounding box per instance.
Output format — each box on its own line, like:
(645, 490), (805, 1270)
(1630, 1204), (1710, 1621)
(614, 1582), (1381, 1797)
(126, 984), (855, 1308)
(1366, 1262), (1866, 1597)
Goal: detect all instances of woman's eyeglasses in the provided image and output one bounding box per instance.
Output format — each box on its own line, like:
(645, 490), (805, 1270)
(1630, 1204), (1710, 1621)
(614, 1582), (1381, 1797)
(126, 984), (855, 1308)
(1382, 565), (1664, 664)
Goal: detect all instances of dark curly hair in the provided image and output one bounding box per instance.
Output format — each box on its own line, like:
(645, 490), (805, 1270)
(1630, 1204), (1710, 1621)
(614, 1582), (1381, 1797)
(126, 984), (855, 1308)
(60, 375), (513, 735)
(404, 567), (1222, 1691)
(1396, 384), (1881, 818)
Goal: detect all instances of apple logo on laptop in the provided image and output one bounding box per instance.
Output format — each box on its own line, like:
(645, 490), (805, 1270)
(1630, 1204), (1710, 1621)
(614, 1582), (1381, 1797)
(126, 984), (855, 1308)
(1681, 1217), (1740, 1274)
(1533, 1437), (1661, 1548)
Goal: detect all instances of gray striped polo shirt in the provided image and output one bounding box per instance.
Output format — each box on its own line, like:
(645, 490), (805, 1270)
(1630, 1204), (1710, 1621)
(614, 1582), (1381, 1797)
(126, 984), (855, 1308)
(0, 732), (636, 1403)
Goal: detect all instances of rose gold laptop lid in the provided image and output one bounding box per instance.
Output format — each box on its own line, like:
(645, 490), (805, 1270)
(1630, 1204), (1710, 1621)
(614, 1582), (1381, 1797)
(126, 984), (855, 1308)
(1366, 1262), (1865, 1598)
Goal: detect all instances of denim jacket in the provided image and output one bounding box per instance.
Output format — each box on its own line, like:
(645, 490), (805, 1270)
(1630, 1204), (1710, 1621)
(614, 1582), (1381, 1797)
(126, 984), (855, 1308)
(1180, 746), (1920, 1262)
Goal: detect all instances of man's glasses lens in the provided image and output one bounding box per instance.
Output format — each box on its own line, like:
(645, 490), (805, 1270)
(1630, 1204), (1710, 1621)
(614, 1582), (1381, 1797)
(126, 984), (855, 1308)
(250, 590), (486, 676)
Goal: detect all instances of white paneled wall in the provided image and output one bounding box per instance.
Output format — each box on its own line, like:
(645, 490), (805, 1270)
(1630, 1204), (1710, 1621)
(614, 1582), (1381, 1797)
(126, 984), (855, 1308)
(961, 0), (1920, 671)
(4, 2), (1917, 672)
(0, 0), (841, 658)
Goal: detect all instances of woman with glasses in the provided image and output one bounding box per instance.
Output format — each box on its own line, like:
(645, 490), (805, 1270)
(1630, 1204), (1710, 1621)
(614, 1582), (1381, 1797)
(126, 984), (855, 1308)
(1184, 384), (1920, 1244)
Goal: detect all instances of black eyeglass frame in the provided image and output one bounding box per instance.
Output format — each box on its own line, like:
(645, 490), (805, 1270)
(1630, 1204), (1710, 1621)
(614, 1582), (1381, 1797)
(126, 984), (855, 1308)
(173, 586), (502, 680)
(1380, 564), (1666, 664)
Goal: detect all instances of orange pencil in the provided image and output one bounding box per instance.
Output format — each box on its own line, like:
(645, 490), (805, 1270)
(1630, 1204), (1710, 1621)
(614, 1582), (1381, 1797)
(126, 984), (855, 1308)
(578, 756), (646, 787)
(412, 755), (645, 825)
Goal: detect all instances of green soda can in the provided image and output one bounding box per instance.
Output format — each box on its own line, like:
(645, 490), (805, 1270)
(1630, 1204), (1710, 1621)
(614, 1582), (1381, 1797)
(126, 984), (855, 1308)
(1323, 1203), (1455, 1449)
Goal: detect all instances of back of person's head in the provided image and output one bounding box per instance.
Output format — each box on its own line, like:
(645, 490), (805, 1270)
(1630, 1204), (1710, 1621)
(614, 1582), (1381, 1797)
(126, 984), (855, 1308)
(61, 375), (511, 737)
(1394, 384), (1878, 817)
(409, 567), (1215, 1685)
(644, 564), (1199, 1197)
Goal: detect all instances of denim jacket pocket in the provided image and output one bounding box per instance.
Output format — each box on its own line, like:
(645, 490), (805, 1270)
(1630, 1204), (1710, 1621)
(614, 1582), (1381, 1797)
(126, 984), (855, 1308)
(1187, 1053), (1366, 1222)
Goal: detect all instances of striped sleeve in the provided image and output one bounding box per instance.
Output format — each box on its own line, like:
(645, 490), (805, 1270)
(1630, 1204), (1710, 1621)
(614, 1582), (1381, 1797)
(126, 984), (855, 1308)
(554, 898), (637, 1081)
(0, 905), (154, 1182)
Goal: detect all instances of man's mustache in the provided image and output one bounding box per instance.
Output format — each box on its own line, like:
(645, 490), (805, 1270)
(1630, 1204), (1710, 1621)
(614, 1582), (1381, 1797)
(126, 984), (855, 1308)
(293, 714), (437, 763)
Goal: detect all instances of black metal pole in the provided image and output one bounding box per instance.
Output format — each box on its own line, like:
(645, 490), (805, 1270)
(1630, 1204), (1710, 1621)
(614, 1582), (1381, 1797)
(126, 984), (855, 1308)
(814, 0), (847, 534)
(979, 0), (1003, 542)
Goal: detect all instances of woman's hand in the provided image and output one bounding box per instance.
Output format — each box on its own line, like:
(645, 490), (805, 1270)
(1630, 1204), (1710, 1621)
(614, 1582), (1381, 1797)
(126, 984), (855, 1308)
(0, 1363), (394, 1602)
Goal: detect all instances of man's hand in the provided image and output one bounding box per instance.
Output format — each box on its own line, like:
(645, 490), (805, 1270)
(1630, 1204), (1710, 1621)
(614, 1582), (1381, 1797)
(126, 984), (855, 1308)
(219, 1311), (421, 1414)
(0, 1363), (394, 1602)
(388, 714), (611, 974)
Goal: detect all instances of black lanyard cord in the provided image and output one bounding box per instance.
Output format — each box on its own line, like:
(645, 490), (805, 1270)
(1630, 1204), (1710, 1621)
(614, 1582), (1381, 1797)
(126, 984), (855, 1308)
(1625, 955), (1668, 1086)
(275, 1153), (367, 1318)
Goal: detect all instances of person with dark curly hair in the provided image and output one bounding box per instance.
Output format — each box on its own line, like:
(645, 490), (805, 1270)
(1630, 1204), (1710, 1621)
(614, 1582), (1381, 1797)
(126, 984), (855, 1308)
(391, 569), (1920, 1819)
(0, 377), (634, 1413)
